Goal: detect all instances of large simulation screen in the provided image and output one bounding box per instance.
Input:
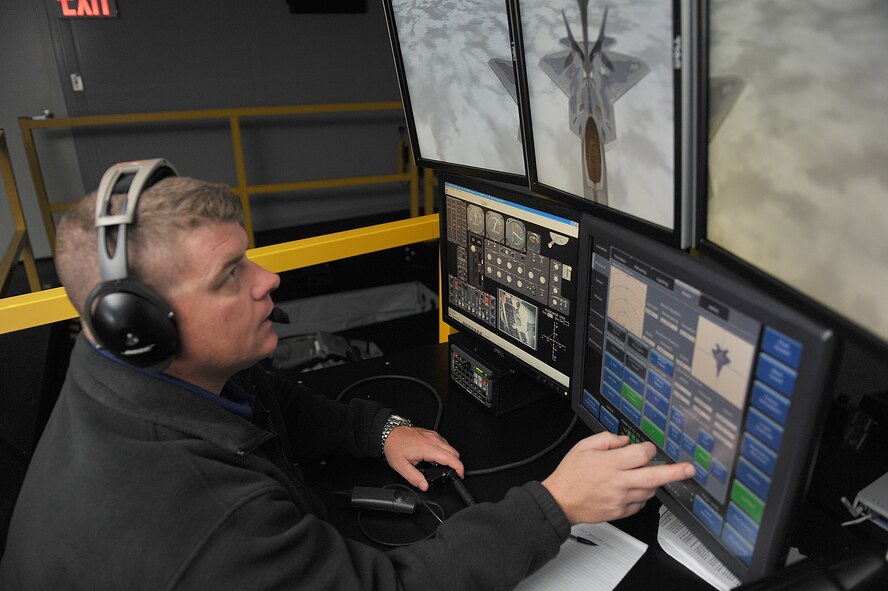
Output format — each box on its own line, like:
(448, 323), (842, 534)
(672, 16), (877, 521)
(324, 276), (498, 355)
(383, 0), (525, 179)
(442, 177), (581, 393)
(575, 216), (835, 581)
(511, 0), (689, 239)
(705, 0), (888, 345)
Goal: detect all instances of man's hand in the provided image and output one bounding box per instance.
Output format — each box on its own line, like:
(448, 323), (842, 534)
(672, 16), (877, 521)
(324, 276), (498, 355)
(384, 426), (465, 491)
(542, 432), (695, 524)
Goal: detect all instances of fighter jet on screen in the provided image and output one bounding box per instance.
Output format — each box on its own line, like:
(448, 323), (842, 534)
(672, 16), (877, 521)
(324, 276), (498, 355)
(489, 57), (519, 104)
(540, 1), (649, 205)
(708, 75), (744, 139)
(488, 56), (525, 145)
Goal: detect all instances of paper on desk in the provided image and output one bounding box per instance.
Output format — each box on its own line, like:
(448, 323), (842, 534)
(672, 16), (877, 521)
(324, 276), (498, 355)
(657, 505), (741, 590)
(514, 521), (648, 591)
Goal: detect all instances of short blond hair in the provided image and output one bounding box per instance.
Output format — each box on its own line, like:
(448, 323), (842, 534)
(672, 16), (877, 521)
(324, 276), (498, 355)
(55, 176), (243, 315)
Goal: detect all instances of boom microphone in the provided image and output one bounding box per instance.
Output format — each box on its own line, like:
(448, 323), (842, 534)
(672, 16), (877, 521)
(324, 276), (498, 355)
(269, 307), (290, 324)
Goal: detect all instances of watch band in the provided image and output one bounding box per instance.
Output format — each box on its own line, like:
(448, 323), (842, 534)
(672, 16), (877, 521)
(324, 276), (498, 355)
(380, 413), (412, 453)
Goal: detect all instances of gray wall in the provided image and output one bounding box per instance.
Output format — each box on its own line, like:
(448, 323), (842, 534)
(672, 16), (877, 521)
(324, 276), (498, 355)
(0, 0), (84, 262)
(2, 0), (409, 261)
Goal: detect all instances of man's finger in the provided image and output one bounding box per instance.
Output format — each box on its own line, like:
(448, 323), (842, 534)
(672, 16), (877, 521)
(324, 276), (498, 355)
(398, 461), (429, 491)
(628, 462), (696, 490)
(582, 432), (630, 451)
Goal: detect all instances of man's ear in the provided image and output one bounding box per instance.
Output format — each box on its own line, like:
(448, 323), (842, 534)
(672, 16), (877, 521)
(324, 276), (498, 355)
(79, 318), (97, 345)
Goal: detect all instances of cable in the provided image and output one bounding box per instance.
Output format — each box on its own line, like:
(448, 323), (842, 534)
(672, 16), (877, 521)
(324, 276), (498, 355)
(338, 374), (577, 480)
(464, 415), (578, 477)
(841, 514), (873, 527)
(337, 374), (444, 431)
(355, 484), (445, 547)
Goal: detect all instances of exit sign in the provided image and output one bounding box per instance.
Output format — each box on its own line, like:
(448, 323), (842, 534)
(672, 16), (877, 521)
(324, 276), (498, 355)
(57, 0), (119, 18)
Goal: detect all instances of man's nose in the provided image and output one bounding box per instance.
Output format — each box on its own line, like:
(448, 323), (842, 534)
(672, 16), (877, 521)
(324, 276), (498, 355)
(251, 262), (280, 297)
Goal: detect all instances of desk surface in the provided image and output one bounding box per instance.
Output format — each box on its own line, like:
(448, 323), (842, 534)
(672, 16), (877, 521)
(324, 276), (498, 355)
(278, 342), (888, 589)
(282, 342), (715, 590)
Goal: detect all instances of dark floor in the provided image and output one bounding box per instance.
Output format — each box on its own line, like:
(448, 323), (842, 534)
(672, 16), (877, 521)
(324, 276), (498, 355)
(0, 209), (440, 555)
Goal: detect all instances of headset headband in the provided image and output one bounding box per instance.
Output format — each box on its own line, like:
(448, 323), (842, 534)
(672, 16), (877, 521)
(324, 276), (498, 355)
(95, 158), (178, 281)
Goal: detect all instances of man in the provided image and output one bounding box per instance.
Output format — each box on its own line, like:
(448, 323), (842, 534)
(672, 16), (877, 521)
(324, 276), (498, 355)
(0, 162), (694, 590)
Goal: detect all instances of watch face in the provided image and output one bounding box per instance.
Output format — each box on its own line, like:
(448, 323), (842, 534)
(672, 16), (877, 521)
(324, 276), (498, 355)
(486, 211), (505, 243)
(467, 204), (485, 235)
(506, 218), (526, 250)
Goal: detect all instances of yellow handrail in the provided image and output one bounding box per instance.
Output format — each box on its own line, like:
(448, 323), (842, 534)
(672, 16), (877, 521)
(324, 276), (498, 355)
(0, 129), (41, 295)
(0, 214), (443, 337)
(18, 102), (419, 250)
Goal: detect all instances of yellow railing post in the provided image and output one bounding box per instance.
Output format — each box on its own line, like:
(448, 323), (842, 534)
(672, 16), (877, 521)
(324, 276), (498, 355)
(229, 114), (255, 248)
(408, 158), (419, 218)
(1, 129), (41, 295)
(17, 118), (56, 248)
(423, 168), (436, 216)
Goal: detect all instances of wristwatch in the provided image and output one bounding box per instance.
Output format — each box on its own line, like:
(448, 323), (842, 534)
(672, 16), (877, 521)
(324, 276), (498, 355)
(380, 413), (412, 452)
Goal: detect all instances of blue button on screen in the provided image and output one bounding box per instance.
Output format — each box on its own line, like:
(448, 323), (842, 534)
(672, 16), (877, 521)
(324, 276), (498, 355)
(650, 350), (674, 377)
(736, 456), (772, 501)
(722, 523), (754, 566)
(602, 383), (622, 408)
(746, 407), (784, 451)
(604, 352), (624, 376)
(644, 404), (667, 431)
(727, 502), (760, 546)
(647, 369), (672, 398)
(741, 434), (777, 476)
(751, 381), (790, 425)
(693, 495), (724, 536)
(762, 326), (803, 369)
(756, 354), (797, 397)
(600, 407), (620, 434)
(582, 390), (600, 419)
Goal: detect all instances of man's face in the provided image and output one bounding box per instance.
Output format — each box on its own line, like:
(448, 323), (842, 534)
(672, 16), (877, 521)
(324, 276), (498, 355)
(162, 222), (280, 390)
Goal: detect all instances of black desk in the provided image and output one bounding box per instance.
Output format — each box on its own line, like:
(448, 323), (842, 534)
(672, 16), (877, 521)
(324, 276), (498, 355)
(282, 342), (713, 590)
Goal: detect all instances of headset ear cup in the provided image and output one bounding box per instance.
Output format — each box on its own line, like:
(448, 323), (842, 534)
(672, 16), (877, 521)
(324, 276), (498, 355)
(85, 279), (178, 370)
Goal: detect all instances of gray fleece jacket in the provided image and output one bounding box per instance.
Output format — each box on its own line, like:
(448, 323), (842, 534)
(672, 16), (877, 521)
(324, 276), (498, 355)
(0, 334), (569, 590)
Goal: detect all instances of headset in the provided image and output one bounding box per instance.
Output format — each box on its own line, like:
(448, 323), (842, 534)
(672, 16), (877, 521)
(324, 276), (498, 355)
(83, 158), (180, 371)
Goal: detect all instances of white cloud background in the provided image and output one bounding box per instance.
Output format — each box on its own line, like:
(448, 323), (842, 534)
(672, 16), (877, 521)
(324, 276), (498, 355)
(391, 0), (525, 175)
(707, 0), (888, 343)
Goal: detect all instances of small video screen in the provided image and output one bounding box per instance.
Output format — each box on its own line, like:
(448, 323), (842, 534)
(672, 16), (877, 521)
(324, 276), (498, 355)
(498, 289), (539, 350)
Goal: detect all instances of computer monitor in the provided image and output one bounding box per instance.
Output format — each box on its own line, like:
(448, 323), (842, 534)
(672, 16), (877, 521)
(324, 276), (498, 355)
(573, 214), (836, 581)
(698, 0), (888, 351)
(440, 174), (582, 396)
(509, 0), (697, 247)
(382, 0), (526, 183)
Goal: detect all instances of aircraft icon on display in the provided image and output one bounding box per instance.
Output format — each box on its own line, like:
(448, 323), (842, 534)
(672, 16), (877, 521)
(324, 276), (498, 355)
(712, 343), (732, 377)
(539, 1), (649, 205)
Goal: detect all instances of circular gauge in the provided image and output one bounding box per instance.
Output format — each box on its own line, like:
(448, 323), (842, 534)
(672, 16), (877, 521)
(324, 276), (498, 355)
(506, 218), (526, 250)
(527, 232), (542, 253)
(467, 204), (484, 235)
(485, 211), (504, 243)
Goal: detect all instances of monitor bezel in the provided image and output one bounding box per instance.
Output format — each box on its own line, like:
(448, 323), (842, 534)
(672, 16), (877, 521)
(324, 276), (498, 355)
(692, 0), (888, 359)
(508, 0), (697, 248)
(572, 213), (838, 582)
(438, 172), (584, 396)
(381, 0), (529, 186)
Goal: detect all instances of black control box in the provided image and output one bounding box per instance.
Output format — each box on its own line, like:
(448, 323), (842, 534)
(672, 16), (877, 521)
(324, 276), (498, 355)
(448, 333), (550, 415)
